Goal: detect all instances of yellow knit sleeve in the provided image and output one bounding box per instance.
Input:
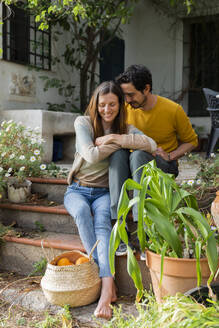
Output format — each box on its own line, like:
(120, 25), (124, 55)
(175, 106), (198, 147)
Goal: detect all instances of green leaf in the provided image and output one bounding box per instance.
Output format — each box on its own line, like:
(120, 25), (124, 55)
(109, 221), (120, 275)
(159, 241), (168, 287)
(177, 207), (218, 280)
(137, 176), (151, 251)
(127, 246), (143, 300)
(145, 201), (182, 257)
(195, 239), (202, 287)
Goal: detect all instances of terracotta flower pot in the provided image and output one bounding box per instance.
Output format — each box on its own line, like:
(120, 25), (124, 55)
(211, 191), (219, 229)
(145, 250), (214, 302)
(7, 178), (32, 203)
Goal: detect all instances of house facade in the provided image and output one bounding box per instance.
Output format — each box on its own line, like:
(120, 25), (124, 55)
(0, 0), (218, 140)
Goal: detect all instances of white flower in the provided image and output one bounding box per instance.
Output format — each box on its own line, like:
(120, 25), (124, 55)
(1, 152), (6, 157)
(7, 120), (13, 124)
(187, 179), (194, 186)
(40, 164), (46, 170)
(211, 226), (217, 231)
(6, 126), (11, 132)
(30, 156), (36, 162)
(34, 127), (40, 131)
(34, 149), (40, 156)
(31, 138), (36, 144)
(5, 173), (11, 177)
(196, 179), (201, 185)
(9, 154), (15, 159)
(210, 153), (216, 158)
(19, 166), (25, 171)
(8, 168), (12, 173)
(1, 121), (6, 127)
(0, 167), (3, 172)
(19, 155), (25, 160)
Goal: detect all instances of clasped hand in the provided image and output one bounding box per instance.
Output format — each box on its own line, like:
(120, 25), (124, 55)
(95, 134), (119, 146)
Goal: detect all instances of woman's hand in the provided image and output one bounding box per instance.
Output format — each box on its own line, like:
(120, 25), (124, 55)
(95, 134), (121, 146)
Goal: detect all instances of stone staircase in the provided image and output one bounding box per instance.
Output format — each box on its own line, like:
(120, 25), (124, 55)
(0, 177), (150, 296)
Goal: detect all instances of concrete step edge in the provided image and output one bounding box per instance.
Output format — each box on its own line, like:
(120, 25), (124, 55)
(0, 202), (68, 215)
(3, 232), (85, 252)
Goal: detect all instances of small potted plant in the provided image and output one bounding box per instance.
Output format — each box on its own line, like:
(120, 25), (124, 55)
(0, 120), (44, 203)
(180, 153), (219, 213)
(109, 160), (218, 301)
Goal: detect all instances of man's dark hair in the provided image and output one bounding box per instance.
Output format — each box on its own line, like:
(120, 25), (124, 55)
(116, 64), (153, 93)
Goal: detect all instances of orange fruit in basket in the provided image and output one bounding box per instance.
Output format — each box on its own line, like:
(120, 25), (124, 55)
(57, 257), (73, 266)
(75, 256), (89, 265)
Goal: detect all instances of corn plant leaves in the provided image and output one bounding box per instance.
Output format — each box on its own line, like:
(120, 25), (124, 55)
(109, 221), (120, 275)
(177, 207), (218, 282)
(145, 200), (183, 257)
(127, 245), (143, 301)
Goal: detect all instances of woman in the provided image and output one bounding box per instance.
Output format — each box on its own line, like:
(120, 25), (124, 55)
(64, 81), (157, 319)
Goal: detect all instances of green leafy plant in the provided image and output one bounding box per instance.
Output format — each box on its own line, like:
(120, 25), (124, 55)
(0, 120), (44, 182)
(109, 160), (218, 300)
(0, 120), (68, 184)
(180, 153), (219, 212)
(35, 221), (45, 232)
(30, 257), (47, 276)
(102, 291), (219, 328)
(35, 305), (72, 328)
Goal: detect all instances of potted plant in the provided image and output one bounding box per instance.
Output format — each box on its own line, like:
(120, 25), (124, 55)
(109, 160), (218, 301)
(180, 153), (219, 213)
(0, 120), (44, 203)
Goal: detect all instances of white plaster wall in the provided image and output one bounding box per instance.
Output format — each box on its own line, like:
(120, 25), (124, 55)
(0, 5), (80, 112)
(122, 0), (183, 101)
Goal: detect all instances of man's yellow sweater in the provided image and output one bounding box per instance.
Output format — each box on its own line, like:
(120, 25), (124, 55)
(125, 96), (198, 153)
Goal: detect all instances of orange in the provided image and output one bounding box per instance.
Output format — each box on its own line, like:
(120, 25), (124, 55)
(75, 256), (89, 265)
(57, 257), (73, 266)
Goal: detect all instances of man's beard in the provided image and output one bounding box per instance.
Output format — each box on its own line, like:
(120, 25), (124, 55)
(129, 95), (147, 109)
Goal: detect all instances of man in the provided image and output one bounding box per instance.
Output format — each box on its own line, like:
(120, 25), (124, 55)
(109, 64), (198, 256)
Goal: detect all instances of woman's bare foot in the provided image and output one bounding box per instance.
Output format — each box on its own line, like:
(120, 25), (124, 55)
(111, 280), (117, 303)
(94, 277), (115, 320)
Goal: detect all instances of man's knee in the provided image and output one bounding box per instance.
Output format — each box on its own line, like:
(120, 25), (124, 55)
(109, 149), (129, 165)
(130, 150), (153, 170)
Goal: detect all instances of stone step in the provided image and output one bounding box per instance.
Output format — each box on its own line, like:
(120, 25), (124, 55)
(0, 202), (78, 234)
(29, 177), (67, 204)
(1, 232), (151, 296)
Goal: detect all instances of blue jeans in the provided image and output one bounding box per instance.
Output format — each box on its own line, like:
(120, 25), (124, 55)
(109, 149), (179, 222)
(64, 182), (112, 277)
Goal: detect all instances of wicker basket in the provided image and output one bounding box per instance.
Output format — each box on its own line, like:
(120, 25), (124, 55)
(41, 248), (101, 307)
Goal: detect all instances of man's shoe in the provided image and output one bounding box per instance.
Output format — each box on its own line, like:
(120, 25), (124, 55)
(115, 241), (136, 256)
(140, 251), (146, 261)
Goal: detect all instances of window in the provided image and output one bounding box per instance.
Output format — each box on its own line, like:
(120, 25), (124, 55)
(186, 17), (219, 116)
(99, 32), (124, 83)
(2, 4), (51, 70)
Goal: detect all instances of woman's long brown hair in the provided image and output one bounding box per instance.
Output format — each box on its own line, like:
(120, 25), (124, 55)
(85, 81), (127, 139)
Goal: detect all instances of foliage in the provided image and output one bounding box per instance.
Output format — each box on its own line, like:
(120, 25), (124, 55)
(30, 257), (47, 276)
(0, 120), (44, 183)
(102, 291), (219, 328)
(180, 153), (219, 206)
(35, 305), (72, 328)
(1, 0), (139, 112)
(109, 160), (218, 300)
(0, 120), (69, 188)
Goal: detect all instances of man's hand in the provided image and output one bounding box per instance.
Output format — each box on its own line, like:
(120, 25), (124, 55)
(153, 147), (169, 161)
(95, 134), (120, 146)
